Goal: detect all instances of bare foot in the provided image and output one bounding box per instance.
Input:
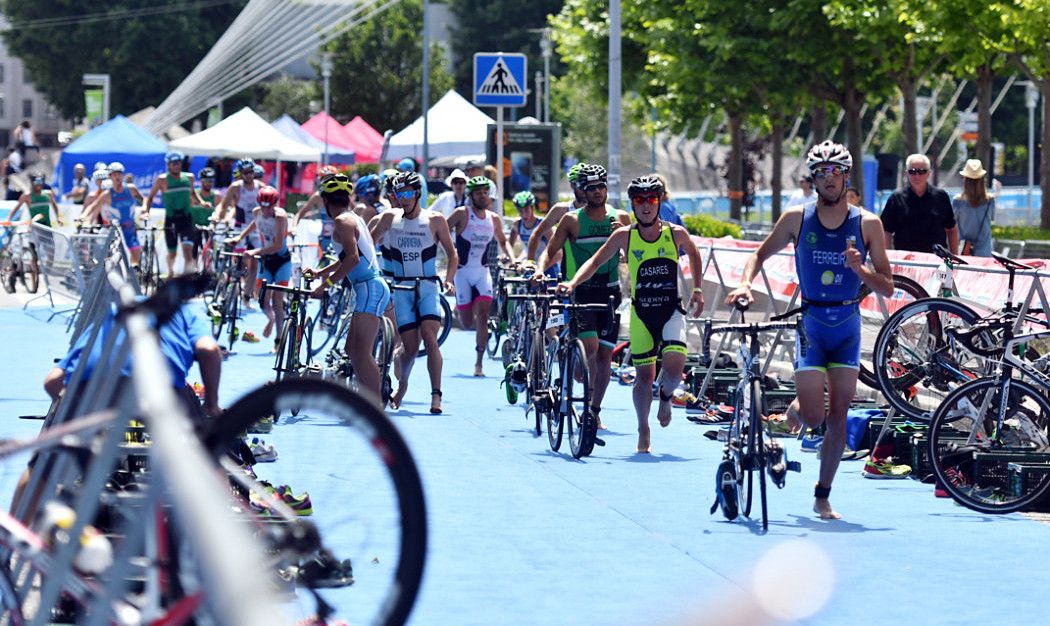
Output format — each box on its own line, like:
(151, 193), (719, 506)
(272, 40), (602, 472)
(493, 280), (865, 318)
(657, 399), (673, 427)
(813, 498), (841, 520)
(637, 428), (651, 453)
(474, 363), (484, 377)
(430, 390), (442, 414)
(393, 347), (403, 381)
(389, 384), (407, 410)
(262, 318), (275, 338)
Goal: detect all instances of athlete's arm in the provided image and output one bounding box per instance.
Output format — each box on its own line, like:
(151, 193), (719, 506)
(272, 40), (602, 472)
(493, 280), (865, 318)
(291, 193), (320, 232)
(672, 225), (705, 316)
(47, 190), (60, 215)
(80, 189), (111, 223)
(853, 212), (894, 297)
(562, 226), (629, 291)
(327, 216), (362, 284)
(217, 183), (239, 222)
(187, 174), (205, 207)
(10, 194), (28, 222)
(252, 211), (288, 257)
(508, 218), (521, 252)
(432, 214), (458, 291)
(232, 213), (257, 246)
(537, 212), (575, 276)
(493, 214), (513, 259)
(724, 208), (802, 305)
(369, 211), (396, 243)
(128, 184), (145, 205)
(446, 207), (465, 236)
(142, 177), (164, 215)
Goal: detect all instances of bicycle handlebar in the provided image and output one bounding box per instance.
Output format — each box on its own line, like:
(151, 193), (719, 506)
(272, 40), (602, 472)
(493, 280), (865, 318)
(262, 279), (318, 298)
(695, 316), (803, 364)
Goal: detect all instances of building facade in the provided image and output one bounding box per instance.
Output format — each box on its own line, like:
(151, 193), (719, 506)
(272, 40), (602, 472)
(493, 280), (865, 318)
(0, 16), (68, 149)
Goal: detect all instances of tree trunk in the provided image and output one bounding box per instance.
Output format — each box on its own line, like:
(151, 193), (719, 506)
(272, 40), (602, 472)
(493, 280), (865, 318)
(811, 102), (828, 142)
(771, 118), (784, 223)
(899, 75), (919, 155)
(728, 112), (743, 221)
(976, 64), (994, 176)
(844, 87), (865, 200)
(1041, 80), (1050, 230)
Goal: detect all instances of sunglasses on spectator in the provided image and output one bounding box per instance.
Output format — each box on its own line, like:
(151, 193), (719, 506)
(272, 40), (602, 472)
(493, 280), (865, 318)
(631, 195), (660, 206)
(907, 168), (930, 175)
(583, 183), (607, 192)
(812, 165), (849, 178)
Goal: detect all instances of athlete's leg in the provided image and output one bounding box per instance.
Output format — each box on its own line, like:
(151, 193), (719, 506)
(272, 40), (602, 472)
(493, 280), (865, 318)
(129, 247), (142, 266)
(180, 241), (194, 276)
(391, 327), (420, 410)
(632, 362), (656, 453)
(244, 256), (259, 302)
(347, 312), (382, 402)
(271, 291), (286, 350)
(794, 369), (827, 429)
(655, 349), (687, 428)
(592, 345), (613, 417)
(814, 367), (858, 520)
(419, 319), (444, 413)
(472, 297), (492, 376)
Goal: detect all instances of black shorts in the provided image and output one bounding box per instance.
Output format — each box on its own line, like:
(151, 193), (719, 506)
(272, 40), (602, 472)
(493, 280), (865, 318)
(574, 285), (621, 348)
(164, 212), (196, 249)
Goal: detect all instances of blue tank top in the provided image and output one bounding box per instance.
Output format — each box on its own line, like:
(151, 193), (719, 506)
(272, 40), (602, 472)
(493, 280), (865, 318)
(109, 186), (136, 226)
(517, 217), (539, 246)
(794, 203), (866, 324)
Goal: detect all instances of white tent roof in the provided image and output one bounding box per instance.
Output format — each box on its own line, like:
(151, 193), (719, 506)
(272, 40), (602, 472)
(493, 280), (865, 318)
(387, 90), (496, 160)
(168, 107), (320, 161)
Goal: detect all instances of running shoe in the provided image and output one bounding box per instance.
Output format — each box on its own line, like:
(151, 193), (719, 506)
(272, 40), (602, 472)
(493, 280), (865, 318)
(800, 433), (823, 453)
(672, 389), (695, 408)
(242, 330), (261, 344)
(249, 437), (278, 463)
(276, 485), (313, 516)
(862, 458), (912, 479)
(248, 415), (275, 434)
(191, 382), (206, 399)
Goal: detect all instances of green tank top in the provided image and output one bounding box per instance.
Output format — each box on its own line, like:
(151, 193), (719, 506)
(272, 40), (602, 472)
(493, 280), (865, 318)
(627, 225), (679, 313)
(190, 189), (215, 225)
(162, 172), (192, 216)
(563, 206), (619, 288)
(29, 192), (51, 227)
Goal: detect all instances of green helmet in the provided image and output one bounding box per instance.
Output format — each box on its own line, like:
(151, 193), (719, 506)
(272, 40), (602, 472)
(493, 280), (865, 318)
(512, 191), (536, 208)
(466, 175), (490, 192)
(567, 162), (588, 185)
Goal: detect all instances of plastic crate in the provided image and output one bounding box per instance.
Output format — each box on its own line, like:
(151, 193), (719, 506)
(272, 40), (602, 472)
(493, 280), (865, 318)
(1008, 462), (1050, 512)
(974, 451), (1050, 493)
(763, 388), (796, 416)
(687, 367), (741, 405)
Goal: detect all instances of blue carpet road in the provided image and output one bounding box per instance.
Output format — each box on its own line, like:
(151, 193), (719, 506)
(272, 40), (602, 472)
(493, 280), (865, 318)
(0, 304), (1047, 625)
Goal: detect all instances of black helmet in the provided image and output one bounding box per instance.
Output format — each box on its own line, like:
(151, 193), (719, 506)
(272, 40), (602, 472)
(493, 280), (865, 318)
(627, 175), (664, 199)
(576, 163), (607, 188)
(393, 171), (423, 192)
(199, 167), (216, 179)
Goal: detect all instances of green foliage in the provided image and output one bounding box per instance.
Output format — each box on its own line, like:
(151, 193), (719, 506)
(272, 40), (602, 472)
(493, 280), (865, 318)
(325, 0), (453, 132)
(256, 75), (318, 123)
(448, 0), (565, 99)
(992, 225), (1050, 241)
(683, 214), (742, 239)
(0, 0), (246, 119)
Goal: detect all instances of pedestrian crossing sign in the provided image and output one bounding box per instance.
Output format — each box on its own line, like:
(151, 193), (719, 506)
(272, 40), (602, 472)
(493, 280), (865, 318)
(473, 53), (528, 107)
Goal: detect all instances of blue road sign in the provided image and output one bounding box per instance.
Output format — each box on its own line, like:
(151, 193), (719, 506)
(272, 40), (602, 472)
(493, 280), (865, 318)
(473, 53), (528, 107)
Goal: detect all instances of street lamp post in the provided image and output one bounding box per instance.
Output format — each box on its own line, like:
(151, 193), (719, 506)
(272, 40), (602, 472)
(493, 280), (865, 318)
(321, 52), (333, 166)
(1026, 82), (1039, 216)
(540, 28), (551, 124)
(422, 0), (430, 170)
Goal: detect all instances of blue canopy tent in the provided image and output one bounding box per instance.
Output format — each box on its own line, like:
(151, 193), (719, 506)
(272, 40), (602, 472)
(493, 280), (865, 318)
(53, 115), (167, 194)
(271, 115), (355, 164)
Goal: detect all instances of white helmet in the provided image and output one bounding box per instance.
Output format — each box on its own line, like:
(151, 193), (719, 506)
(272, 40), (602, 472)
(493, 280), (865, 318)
(806, 140), (852, 172)
(92, 168), (110, 181)
(107, 161), (125, 173)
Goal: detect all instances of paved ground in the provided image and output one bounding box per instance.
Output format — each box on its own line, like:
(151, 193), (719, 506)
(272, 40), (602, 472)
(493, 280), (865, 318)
(1, 303), (1048, 625)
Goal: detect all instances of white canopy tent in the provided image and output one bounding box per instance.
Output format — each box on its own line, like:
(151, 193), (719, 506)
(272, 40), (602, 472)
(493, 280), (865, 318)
(387, 90), (496, 161)
(168, 107), (320, 161)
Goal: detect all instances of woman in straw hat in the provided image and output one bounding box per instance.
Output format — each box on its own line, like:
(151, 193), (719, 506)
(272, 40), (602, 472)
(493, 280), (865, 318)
(953, 159), (995, 257)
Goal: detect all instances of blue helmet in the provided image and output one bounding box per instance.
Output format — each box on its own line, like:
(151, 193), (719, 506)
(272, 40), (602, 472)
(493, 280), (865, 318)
(237, 158), (256, 172)
(396, 157), (416, 172)
(165, 151), (184, 163)
(354, 174), (380, 196)
(253, 164), (265, 178)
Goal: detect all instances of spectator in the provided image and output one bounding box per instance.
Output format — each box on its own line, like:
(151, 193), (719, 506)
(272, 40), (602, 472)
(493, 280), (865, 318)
(953, 159), (995, 257)
(845, 187), (864, 210)
(653, 173), (684, 226)
(5, 147), (23, 201)
(431, 168), (468, 218)
(65, 163), (90, 205)
(15, 120), (38, 162)
(879, 153), (958, 254)
(787, 175), (815, 207)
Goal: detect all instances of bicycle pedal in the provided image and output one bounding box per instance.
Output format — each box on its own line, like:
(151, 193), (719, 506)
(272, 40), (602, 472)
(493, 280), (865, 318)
(593, 437), (606, 447)
(787, 461), (801, 472)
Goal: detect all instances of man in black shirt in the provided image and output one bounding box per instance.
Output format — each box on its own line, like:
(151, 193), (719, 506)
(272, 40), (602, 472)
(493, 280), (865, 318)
(880, 153), (959, 254)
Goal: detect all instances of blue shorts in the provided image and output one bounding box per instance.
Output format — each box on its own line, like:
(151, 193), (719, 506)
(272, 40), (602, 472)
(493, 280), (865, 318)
(119, 222), (140, 250)
(348, 276), (391, 318)
(794, 309), (861, 372)
(258, 253), (292, 286)
(391, 279), (442, 332)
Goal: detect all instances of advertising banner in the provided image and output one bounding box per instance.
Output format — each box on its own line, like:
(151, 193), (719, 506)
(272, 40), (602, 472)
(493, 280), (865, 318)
(486, 123), (560, 211)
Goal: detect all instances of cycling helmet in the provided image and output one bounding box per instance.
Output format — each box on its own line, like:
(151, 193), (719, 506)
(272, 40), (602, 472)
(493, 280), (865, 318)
(165, 151), (184, 163)
(576, 163), (607, 188)
(107, 161), (125, 173)
(253, 164), (265, 178)
(806, 140), (852, 171)
(354, 174), (380, 196)
(379, 167), (399, 192)
(392, 171), (423, 192)
(396, 157), (416, 172)
(257, 186), (279, 207)
(466, 176), (490, 192)
(627, 175), (664, 199)
(512, 191), (536, 208)
(199, 167), (216, 179)
(567, 162), (588, 185)
(319, 173), (353, 197)
(237, 158), (256, 172)
(92, 168), (109, 182)
(31, 174), (44, 186)
(318, 165), (339, 178)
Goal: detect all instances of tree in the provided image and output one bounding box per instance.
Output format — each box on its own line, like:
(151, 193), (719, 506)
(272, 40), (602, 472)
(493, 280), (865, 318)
(325, 0), (453, 132)
(256, 75), (318, 123)
(448, 0), (565, 99)
(0, 0), (246, 119)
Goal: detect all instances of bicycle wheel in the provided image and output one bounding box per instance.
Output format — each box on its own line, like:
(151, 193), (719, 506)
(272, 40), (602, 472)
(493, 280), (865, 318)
(373, 316), (395, 407)
(563, 340), (595, 459)
(418, 295), (452, 358)
(486, 317), (503, 359)
(544, 340), (563, 451)
(730, 383), (753, 518)
(311, 287), (347, 358)
(0, 251), (15, 294)
(751, 382), (768, 531)
(527, 328), (546, 436)
(928, 377), (1050, 514)
(201, 378), (427, 626)
(872, 297), (991, 421)
(20, 244), (39, 294)
(226, 286), (240, 348)
(210, 282), (229, 339)
(857, 274), (928, 390)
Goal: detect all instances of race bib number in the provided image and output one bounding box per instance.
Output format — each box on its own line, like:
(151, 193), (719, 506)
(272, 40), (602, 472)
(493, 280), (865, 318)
(546, 311), (565, 329)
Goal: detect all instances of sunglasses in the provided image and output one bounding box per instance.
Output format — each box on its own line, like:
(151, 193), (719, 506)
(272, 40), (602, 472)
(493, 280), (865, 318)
(812, 165), (849, 179)
(395, 189), (417, 200)
(632, 195), (660, 206)
(583, 183), (607, 192)
(907, 168), (930, 175)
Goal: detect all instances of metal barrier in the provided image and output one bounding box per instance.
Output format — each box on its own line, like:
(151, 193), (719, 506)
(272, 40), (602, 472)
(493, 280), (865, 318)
(25, 224), (115, 324)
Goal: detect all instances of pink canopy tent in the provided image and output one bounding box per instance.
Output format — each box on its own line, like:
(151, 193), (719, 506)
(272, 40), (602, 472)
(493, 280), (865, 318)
(302, 112), (380, 163)
(344, 115), (384, 156)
